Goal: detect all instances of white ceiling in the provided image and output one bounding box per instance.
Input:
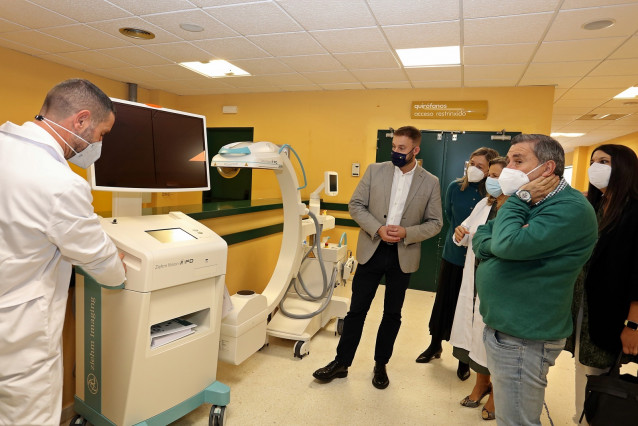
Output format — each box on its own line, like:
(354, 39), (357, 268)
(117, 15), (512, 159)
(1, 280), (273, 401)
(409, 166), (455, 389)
(1, 0), (638, 150)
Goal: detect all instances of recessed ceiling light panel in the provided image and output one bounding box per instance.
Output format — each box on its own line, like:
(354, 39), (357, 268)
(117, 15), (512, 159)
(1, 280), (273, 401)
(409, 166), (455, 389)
(396, 46), (460, 67)
(179, 60), (250, 78)
(119, 27), (155, 40)
(551, 132), (585, 138)
(614, 86), (638, 99)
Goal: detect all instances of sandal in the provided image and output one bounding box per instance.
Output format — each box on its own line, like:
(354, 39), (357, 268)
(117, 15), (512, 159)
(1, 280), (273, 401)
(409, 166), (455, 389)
(482, 406), (496, 421)
(460, 384), (492, 408)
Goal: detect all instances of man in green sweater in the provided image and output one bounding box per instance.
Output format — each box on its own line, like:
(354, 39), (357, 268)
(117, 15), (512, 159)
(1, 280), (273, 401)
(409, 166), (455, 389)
(472, 134), (597, 426)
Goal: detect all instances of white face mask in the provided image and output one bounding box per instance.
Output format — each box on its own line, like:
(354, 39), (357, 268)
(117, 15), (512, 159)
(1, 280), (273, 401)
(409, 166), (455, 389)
(37, 116), (102, 168)
(498, 162), (545, 196)
(466, 165), (485, 183)
(588, 162), (611, 190)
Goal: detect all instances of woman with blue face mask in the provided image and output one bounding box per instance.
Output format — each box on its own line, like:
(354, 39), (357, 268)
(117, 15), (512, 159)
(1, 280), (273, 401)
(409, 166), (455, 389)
(448, 156), (508, 421)
(416, 147), (499, 382)
(564, 144), (638, 424)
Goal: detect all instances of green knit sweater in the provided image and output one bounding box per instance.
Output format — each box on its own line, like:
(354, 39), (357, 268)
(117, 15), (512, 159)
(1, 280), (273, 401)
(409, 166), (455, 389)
(474, 186), (597, 340)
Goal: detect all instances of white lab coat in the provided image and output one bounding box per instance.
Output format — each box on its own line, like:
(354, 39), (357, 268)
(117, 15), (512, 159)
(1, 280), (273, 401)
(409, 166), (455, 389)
(0, 121), (125, 425)
(448, 197), (492, 369)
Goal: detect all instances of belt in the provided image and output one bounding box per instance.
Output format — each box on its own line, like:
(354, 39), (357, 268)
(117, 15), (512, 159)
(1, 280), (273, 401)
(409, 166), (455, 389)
(380, 241), (396, 246)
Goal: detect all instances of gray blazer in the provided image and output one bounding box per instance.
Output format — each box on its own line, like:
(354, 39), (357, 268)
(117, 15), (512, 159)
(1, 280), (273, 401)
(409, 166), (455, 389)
(349, 161), (443, 273)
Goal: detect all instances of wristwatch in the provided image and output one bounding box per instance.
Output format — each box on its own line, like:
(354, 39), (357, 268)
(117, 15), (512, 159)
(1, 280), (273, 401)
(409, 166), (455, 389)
(515, 189), (532, 204)
(625, 319), (638, 330)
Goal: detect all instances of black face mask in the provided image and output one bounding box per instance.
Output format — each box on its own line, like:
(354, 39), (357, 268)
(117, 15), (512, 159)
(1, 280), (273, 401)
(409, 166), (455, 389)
(391, 148), (414, 167)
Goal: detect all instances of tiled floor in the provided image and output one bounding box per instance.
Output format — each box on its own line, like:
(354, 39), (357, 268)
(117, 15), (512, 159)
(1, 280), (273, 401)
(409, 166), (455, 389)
(171, 286), (581, 425)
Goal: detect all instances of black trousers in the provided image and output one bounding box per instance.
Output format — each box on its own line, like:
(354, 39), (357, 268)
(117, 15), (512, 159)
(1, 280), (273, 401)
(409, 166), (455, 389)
(428, 258), (464, 342)
(335, 242), (411, 367)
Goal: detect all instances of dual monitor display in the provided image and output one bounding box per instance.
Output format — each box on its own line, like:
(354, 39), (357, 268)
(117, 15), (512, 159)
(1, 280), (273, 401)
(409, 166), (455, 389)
(90, 99), (210, 192)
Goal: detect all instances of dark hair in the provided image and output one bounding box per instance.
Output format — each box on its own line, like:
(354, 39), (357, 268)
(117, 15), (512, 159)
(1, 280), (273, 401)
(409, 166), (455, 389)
(486, 156), (508, 206)
(39, 78), (114, 124)
(393, 126), (421, 145)
(510, 134), (565, 177)
(587, 144), (638, 232)
(457, 146), (500, 192)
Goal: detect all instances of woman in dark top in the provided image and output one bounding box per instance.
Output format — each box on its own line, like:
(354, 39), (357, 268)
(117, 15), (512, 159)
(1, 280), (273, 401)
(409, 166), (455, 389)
(565, 144), (638, 422)
(416, 147), (499, 381)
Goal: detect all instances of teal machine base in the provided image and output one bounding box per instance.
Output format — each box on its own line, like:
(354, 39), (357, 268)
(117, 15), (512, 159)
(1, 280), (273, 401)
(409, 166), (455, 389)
(73, 381), (230, 426)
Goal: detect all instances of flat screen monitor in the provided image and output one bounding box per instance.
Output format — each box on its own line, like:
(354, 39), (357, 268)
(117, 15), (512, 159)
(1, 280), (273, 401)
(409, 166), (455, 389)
(89, 99), (210, 192)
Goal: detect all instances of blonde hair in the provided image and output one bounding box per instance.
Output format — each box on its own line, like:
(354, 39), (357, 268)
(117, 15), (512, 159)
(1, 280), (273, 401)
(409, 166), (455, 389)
(457, 147), (500, 192)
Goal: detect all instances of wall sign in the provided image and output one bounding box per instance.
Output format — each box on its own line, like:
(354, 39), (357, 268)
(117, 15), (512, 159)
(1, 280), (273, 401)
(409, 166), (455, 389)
(411, 101), (488, 120)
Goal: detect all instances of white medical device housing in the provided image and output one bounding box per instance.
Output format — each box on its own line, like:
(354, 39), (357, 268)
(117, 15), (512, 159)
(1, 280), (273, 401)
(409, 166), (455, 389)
(74, 212), (229, 426)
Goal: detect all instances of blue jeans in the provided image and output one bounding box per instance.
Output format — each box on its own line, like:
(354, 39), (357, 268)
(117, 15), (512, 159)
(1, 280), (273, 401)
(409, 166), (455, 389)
(483, 326), (565, 426)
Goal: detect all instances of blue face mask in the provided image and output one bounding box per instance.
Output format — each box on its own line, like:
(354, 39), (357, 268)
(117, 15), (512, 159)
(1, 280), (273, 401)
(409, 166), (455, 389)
(485, 176), (502, 197)
(391, 148), (414, 168)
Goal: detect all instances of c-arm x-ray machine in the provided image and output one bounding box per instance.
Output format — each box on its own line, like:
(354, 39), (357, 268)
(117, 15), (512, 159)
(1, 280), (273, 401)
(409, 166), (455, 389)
(212, 142), (355, 362)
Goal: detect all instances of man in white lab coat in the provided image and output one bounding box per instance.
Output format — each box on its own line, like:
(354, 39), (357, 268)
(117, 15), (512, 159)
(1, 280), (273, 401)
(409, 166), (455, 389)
(0, 79), (126, 425)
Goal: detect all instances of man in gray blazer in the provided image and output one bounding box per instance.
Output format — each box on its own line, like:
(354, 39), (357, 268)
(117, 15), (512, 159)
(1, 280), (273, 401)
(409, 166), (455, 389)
(313, 125), (443, 389)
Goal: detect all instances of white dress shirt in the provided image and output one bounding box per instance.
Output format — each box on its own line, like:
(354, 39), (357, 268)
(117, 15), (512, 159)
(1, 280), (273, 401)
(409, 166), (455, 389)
(386, 161), (417, 226)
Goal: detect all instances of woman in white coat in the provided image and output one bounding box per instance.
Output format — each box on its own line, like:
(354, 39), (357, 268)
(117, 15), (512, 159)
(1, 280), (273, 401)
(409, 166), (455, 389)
(449, 157), (508, 421)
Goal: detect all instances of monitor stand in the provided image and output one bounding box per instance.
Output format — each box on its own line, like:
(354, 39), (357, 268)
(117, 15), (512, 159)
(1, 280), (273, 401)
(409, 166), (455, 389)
(112, 192), (143, 217)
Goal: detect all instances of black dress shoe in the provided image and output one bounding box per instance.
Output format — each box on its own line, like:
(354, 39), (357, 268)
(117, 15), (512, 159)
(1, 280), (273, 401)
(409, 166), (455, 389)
(372, 363), (389, 389)
(415, 346), (442, 363)
(457, 361), (471, 381)
(313, 360), (348, 382)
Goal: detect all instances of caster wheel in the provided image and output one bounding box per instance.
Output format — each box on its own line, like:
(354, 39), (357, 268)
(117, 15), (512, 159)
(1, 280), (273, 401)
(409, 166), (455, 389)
(69, 415), (87, 426)
(294, 340), (309, 359)
(209, 405), (226, 426)
(336, 318), (344, 336)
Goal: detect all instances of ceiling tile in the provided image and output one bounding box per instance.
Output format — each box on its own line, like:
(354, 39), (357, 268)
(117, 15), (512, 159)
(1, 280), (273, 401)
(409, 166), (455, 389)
(0, 0), (74, 28)
(276, 0), (376, 31)
(609, 35), (638, 59)
(37, 53), (88, 70)
(572, 75), (638, 89)
(367, 0), (459, 25)
(589, 58), (638, 76)
(57, 50), (130, 69)
(412, 80), (461, 88)
(560, 87), (623, 100)
(100, 46), (172, 66)
(463, 0), (560, 18)
(92, 66), (165, 83)
(28, 0), (131, 22)
(278, 54), (345, 72)
(464, 78), (520, 87)
(524, 60), (598, 78)
(142, 42), (213, 63)
(0, 38), (47, 55)
(534, 37), (625, 62)
(351, 68), (408, 82)
(382, 21), (460, 49)
(464, 13), (553, 45)
(192, 37), (270, 60)
(301, 70), (358, 84)
(261, 73), (312, 85)
(518, 76), (581, 88)
(363, 81), (413, 89)
(144, 64), (209, 79)
(248, 32), (326, 56)
(0, 17), (27, 33)
(463, 44), (537, 65)
(311, 27), (390, 53)
(464, 64), (527, 80)
(0, 30), (84, 53)
(231, 57), (295, 75)
(141, 10), (238, 41)
(203, 2), (302, 35)
(553, 99), (606, 109)
(563, 0), (638, 9)
(334, 51), (400, 69)
(545, 3), (638, 41)
(280, 84), (322, 92)
(109, 0), (197, 15)
(320, 82), (366, 90)
(404, 66), (462, 80)
(41, 25), (131, 50)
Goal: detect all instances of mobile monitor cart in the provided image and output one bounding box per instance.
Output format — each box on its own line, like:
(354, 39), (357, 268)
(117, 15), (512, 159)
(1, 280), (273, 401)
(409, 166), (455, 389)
(72, 212), (229, 426)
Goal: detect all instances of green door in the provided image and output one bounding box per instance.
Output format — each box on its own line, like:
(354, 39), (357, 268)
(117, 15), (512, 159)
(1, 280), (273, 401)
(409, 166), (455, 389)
(375, 130), (518, 291)
(204, 127), (254, 202)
